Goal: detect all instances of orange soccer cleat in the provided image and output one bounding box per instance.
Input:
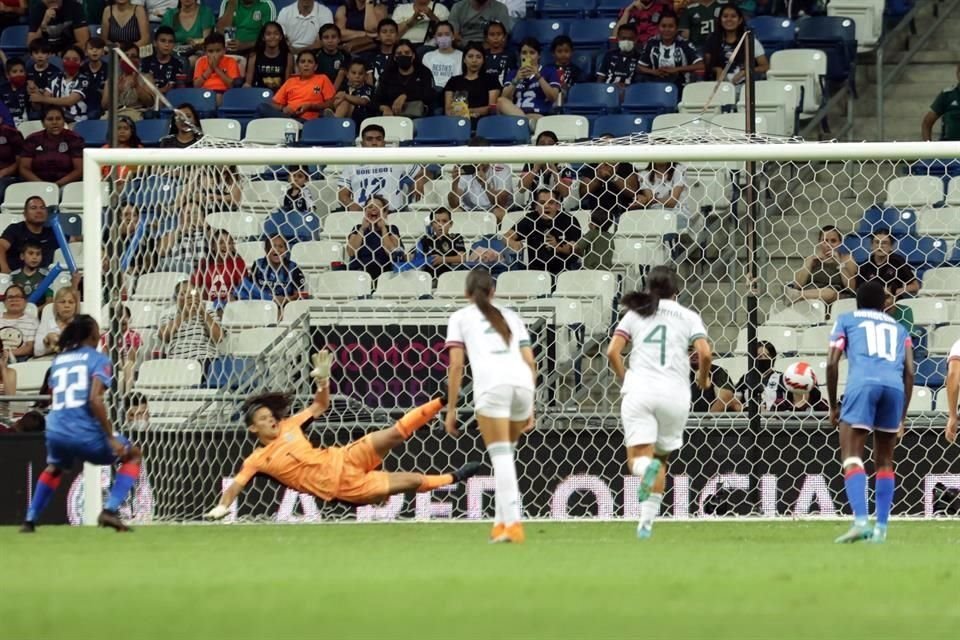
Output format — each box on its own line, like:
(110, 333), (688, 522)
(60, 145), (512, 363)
(490, 523), (505, 541)
(491, 522), (525, 544)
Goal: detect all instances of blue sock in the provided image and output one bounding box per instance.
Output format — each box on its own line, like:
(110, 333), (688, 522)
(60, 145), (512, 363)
(843, 467), (868, 526)
(27, 470), (61, 523)
(105, 463), (140, 512)
(875, 470), (895, 528)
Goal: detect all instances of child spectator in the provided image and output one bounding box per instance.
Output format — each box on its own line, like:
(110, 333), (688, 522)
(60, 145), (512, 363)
(422, 21), (462, 89)
(367, 18), (399, 86)
(80, 37), (109, 107)
(193, 32), (242, 101)
(417, 207), (465, 277)
(34, 45), (93, 122)
(614, 0), (673, 47)
(141, 27), (185, 95)
(637, 12), (703, 90)
(574, 209), (615, 270)
(245, 21), (293, 91)
(259, 49), (335, 120)
(483, 20), (515, 86)
(545, 35), (585, 95)
(242, 235), (308, 306)
(191, 230), (247, 310)
(0, 58), (29, 124)
(27, 39), (62, 94)
(497, 37), (560, 127)
(283, 167), (315, 212)
(10, 241), (53, 306)
(598, 23), (640, 87)
(316, 23), (348, 90)
(0, 284), (39, 362)
(333, 59), (373, 120)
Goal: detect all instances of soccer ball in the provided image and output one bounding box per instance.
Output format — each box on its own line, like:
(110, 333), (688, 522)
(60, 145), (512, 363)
(783, 361), (817, 391)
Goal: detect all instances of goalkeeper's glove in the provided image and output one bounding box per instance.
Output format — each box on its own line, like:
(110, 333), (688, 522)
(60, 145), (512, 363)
(205, 505), (229, 520)
(311, 350), (332, 384)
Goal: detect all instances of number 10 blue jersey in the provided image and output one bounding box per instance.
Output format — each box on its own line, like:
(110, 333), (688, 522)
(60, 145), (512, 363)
(829, 310), (911, 391)
(45, 346), (113, 442)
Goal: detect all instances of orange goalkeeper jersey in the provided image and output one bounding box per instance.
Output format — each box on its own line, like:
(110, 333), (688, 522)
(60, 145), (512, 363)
(233, 409), (343, 500)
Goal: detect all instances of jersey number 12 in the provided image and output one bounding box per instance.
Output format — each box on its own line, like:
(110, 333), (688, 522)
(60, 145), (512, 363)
(858, 320), (898, 362)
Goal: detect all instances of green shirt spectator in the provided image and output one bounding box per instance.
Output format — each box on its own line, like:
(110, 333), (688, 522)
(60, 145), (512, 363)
(889, 303), (915, 337)
(922, 64), (960, 141)
(217, 0), (277, 53)
(161, 2), (216, 49)
(679, 0), (722, 51)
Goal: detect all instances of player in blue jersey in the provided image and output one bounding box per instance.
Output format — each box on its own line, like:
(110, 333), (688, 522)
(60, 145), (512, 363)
(827, 280), (914, 544)
(20, 315), (143, 533)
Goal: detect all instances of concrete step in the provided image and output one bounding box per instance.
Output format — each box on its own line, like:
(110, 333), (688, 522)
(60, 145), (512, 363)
(887, 63), (957, 85)
(851, 115), (925, 141)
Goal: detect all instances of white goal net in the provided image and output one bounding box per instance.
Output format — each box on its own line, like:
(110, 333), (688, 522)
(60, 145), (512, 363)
(81, 124), (960, 524)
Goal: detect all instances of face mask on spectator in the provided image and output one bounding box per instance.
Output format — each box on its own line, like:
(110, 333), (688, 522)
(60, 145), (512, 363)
(63, 60), (82, 75)
(9, 75), (26, 88)
(618, 40), (635, 53)
(395, 55), (414, 70)
(436, 35), (452, 50)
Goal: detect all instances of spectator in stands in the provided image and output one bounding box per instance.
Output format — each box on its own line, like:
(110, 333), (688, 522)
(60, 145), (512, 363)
(423, 21), (462, 89)
(159, 102), (203, 147)
(735, 340), (786, 413)
(497, 38), (560, 128)
(158, 193), (212, 273)
(0, 0), (26, 34)
(193, 32), (243, 102)
(124, 391), (150, 426)
(161, 0), (216, 62)
(375, 39), (436, 118)
(597, 23), (641, 87)
(19, 105), (83, 185)
(99, 304), (141, 393)
(520, 130), (576, 200)
(614, 0), (672, 48)
(27, 40), (61, 96)
(106, 202), (155, 275)
(315, 23), (347, 89)
(0, 121), (23, 201)
(574, 209), (615, 270)
(276, 0), (333, 54)
(637, 13), (704, 90)
(921, 63), (960, 142)
(482, 20), (514, 86)
(338, 124), (426, 211)
(579, 149), (639, 221)
(346, 194), (403, 280)
(505, 187), (582, 275)
(336, 0), (386, 54)
(28, 0), (91, 54)
(217, 0), (277, 57)
(11, 240), (54, 305)
(283, 167), (315, 212)
(245, 21), (293, 90)
(32, 45), (93, 123)
(241, 235), (307, 305)
(102, 42), (153, 119)
(191, 229), (247, 310)
(449, 0), (513, 46)
(333, 59), (373, 119)
(144, 0), (178, 21)
(704, 3), (768, 86)
(634, 161), (688, 214)
(34, 286), (79, 358)
(679, 0), (722, 52)
(101, 0), (149, 48)
(417, 207), (465, 277)
(444, 42), (500, 124)
(856, 229), (920, 298)
(394, 0), (449, 45)
(786, 225), (856, 305)
(259, 49), (335, 119)
(545, 35), (585, 96)
(0, 197), (56, 273)
(178, 163), (242, 213)
(158, 281), (224, 360)
(449, 137), (513, 220)
(690, 350), (741, 412)
(773, 385), (828, 414)
(1, 58), (29, 125)
(142, 27), (185, 96)
(81, 37), (109, 107)
(0, 284), (39, 361)
(884, 285), (914, 336)
(367, 18), (399, 86)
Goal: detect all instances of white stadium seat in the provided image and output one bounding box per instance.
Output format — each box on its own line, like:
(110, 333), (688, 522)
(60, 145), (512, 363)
(534, 115), (589, 142)
(2, 182), (59, 214)
(373, 271), (433, 299)
(235, 240), (265, 266)
(907, 387), (934, 413)
(221, 300), (279, 328)
(290, 240), (343, 270)
(936, 387), (960, 412)
(797, 324), (833, 355)
(390, 211), (429, 242)
(556, 269), (619, 335)
(929, 325), (960, 355)
(205, 212), (265, 240)
(124, 301), (163, 329)
(947, 177), (960, 205)
(308, 271), (372, 299)
(828, 0), (883, 50)
(321, 211), (363, 242)
(737, 80), (800, 137)
(226, 327), (287, 355)
(132, 272), (190, 302)
(899, 298), (954, 326)
(679, 81), (736, 115)
(17, 120), (44, 138)
(359, 116), (414, 145)
(885, 176), (943, 208)
(434, 271), (470, 298)
(921, 267), (960, 297)
(136, 359), (204, 389)
(495, 270), (553, 299)
(735, 325), (800, 355)
(243, 117), (301, 144)
(451, 211), (497, 242)
(242, 180), (288, 212)
(651, 113), (710, 135)
(713, 357), (747, 386)
(616, 209), (681, 239)
(499, 210), (525, 235)
(10, 360), (51, 393)
(53, 242), (84, 268)
(830, 298), (857, 318)
(767, 49), (827, 116)
(201, 118), (242, 141)
(709, 114), (769, 136)
(916, 207), (960, 238)
(766, 300), (828, 326)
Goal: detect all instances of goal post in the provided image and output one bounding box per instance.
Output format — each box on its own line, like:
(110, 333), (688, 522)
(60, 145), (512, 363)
(80, 135), (960, 525)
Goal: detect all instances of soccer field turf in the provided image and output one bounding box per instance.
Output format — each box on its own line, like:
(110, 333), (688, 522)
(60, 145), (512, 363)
(4, 521), (960, 639)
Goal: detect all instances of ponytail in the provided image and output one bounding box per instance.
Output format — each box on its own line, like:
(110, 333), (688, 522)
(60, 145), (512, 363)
(466, 268), (511, 346)
(621, 265), (681, 318)
(622, 291), (659, 317)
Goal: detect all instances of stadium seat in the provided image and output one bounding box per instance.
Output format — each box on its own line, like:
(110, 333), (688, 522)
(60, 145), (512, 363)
(749, 16), (796, 56)
(263, 211), (322, 242)
(163, 88), (218, 118)
(226, 327), (287, 356)
(279, 299), (316, 325)
(735, 326), (800, 355)
(136, 359), (204, 389)
(946, 177), (960, 205)
(205, 212), (266, 240)
(59, 182), (95, 213)
(58, 213), (82, 240)
(321, 211), (363, 242)
(621, 83), (679, 117)
(612, 239), (669, 273)
(538, 0), (595, 18)
(534, 115), (589, 142)
(500, 210), (525, 235)
(201, 118), (243, 141)
(308, 271), (373, 299)
(929, 325), (960, 355)
(373, 271), (433, 298)
(359, 116), (414, 145)
(219, 88), (273, 118)
(72, 119), (108, 146)
(713, 357), (747, 387)
(136, 119), (172, 146)
(476, 116), (530, 145)
(797, 324), (834, 355)
(679, 82), (736, 115)
(569, 18), (617, 47)
(767, 49), (828, 117)
(564, 83), (620, 116)
(9, 360), (50, 393)
(390, 211), (429, 242)
(512, 19), (570, 45)
(0, 213), (19, 236)
(916, 356), (947, 387)
(765, 300), (828, 326)
(0, 24), (28, 57)
(616, 209), (681, 239)
(234, 240), (264, 266)
(899, 298), (954, 326)
(244, 118), (301, 144)
(131, 271), (190, 301)
(650, 113), (709, 135)
(856, 206), (917, 236)
(204, 356), (257, 390)
(936, 387), (960, 412)
(590, 114), (650, 137)
(53, 242), (83, 268)
(920, 267), (960, 296)
(434, 271), (470, 298)
(299, 118), (357, 146)
(827, 0), (883, 50)
(923, 205), (960, 240)
(241, 180), (287, 212)
(737, 80), (801, 137)
(595, 0), (625, 17)
(569, 49), (600, 79)
(495, 270), (553, 299)
(556, 269), (619, 334)
(2, 182), (59, 214)
(123, 301), (163, 329)
(831, 298), (857, 318)
(708, 113), (769, 136)
(451, 211), (498, 241)
(898, 236), (949, 268)
(413, 116), (472, 146)
(907, 386), (934, 413)
(795, 16), (857, 84)
(885, 176), (944, 208)
(221, 300), (279, 329)
(17, 121), (45, 138)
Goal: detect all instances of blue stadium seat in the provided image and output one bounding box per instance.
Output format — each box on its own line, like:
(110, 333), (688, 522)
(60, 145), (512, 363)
(855, 206), (917, 237)
(127, 175), (179, 209)
(72, 120), (108, 147)
(538, 0), (596, 19)
(571, 49), (599, 78)
(842, 234), (871, 263)
(595, 0), (625, 17)
(512, 19), (571, 45)
(916, 357), (947, 388)
(621, 82), (679, 116)
(137, 119), (172, 146)
(591, 114), (651, 137)
(264, 211), (322, 242)
(795, 17), (857, 84)
(910, 159), (960, 178)
(0, 25), (28, 57)
(300, 117), (357, 146)
(163, 88), (218, 118)
(564, 82), (620, 115)
(413, 116), (472, 145)
(220, 87), (274, 118)
(749, 17), (796, 57)
(898, 236), (949, 268)
(569, 18), (616, 48)
(476, 116), (531, 145)
(56, 213), (83, 238)
(205, 356), (257, 390)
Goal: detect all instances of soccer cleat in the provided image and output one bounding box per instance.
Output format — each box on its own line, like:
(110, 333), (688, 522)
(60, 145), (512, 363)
(869, 526), (888, 544)
(97, 510), (132, 532)
(636, 459), (662, 503)
(19, 521), (36, 534)
(489, 523), (505, 542)
(636, 524), (652, 540)
(490, 523), (525, 544)
(834, 523), (872, 544)
(451, 461), (482, 484)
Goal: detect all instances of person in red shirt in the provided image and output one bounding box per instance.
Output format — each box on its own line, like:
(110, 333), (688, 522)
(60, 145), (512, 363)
(19, 105), (83, 185)
(258, 49), (335, 121)
(193, 32), (242, 102)
(191, 229), (246, 310)
(614, 0), (673, 47)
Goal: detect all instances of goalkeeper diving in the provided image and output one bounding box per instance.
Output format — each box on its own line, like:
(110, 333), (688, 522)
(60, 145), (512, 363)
(206, 352), (480, 519)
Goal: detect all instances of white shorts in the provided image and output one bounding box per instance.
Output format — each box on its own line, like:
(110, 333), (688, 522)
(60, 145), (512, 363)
(621, 389), (691, 454)
(475, 385), (534, 421)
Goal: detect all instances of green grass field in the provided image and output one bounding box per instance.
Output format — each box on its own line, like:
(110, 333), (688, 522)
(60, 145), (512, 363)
(4, 521), (960, 639)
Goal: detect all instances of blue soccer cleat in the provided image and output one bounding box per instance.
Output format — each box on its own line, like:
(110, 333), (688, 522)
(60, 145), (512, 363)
(868, 526), (887, 544)
(636, 524), (652, 540)
(834, 523), (873, 544)
(636, 459), (662, 503)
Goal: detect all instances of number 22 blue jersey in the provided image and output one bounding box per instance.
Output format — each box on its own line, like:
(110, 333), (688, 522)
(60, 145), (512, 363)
(45, 346), (113, 442)
(829, 310), (911, 391)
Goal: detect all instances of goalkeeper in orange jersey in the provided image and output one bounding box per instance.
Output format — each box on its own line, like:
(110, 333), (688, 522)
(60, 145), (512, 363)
(205, 352), (480, 519)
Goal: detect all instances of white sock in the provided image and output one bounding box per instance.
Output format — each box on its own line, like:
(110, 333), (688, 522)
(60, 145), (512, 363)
(631, 456), (652, 477)
(639, 493), (663, 529)
(510, 442), (524, 520)
(488, 442), (521, 525)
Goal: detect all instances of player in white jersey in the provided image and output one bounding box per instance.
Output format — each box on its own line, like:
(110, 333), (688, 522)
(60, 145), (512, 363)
(946, 338), (960, 443)
(444, 269), (537, 544)
(606, 266), (712, 539)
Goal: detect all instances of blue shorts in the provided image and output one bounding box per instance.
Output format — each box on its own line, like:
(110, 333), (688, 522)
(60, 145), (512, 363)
(840, 384), (904, 431)
(46, 433), (131, 467)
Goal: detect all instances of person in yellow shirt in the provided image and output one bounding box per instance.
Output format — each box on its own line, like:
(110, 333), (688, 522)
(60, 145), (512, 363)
(205, 352), (480, 519)
(193, 32), (242, 102)
(258, 49), (336, 120)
